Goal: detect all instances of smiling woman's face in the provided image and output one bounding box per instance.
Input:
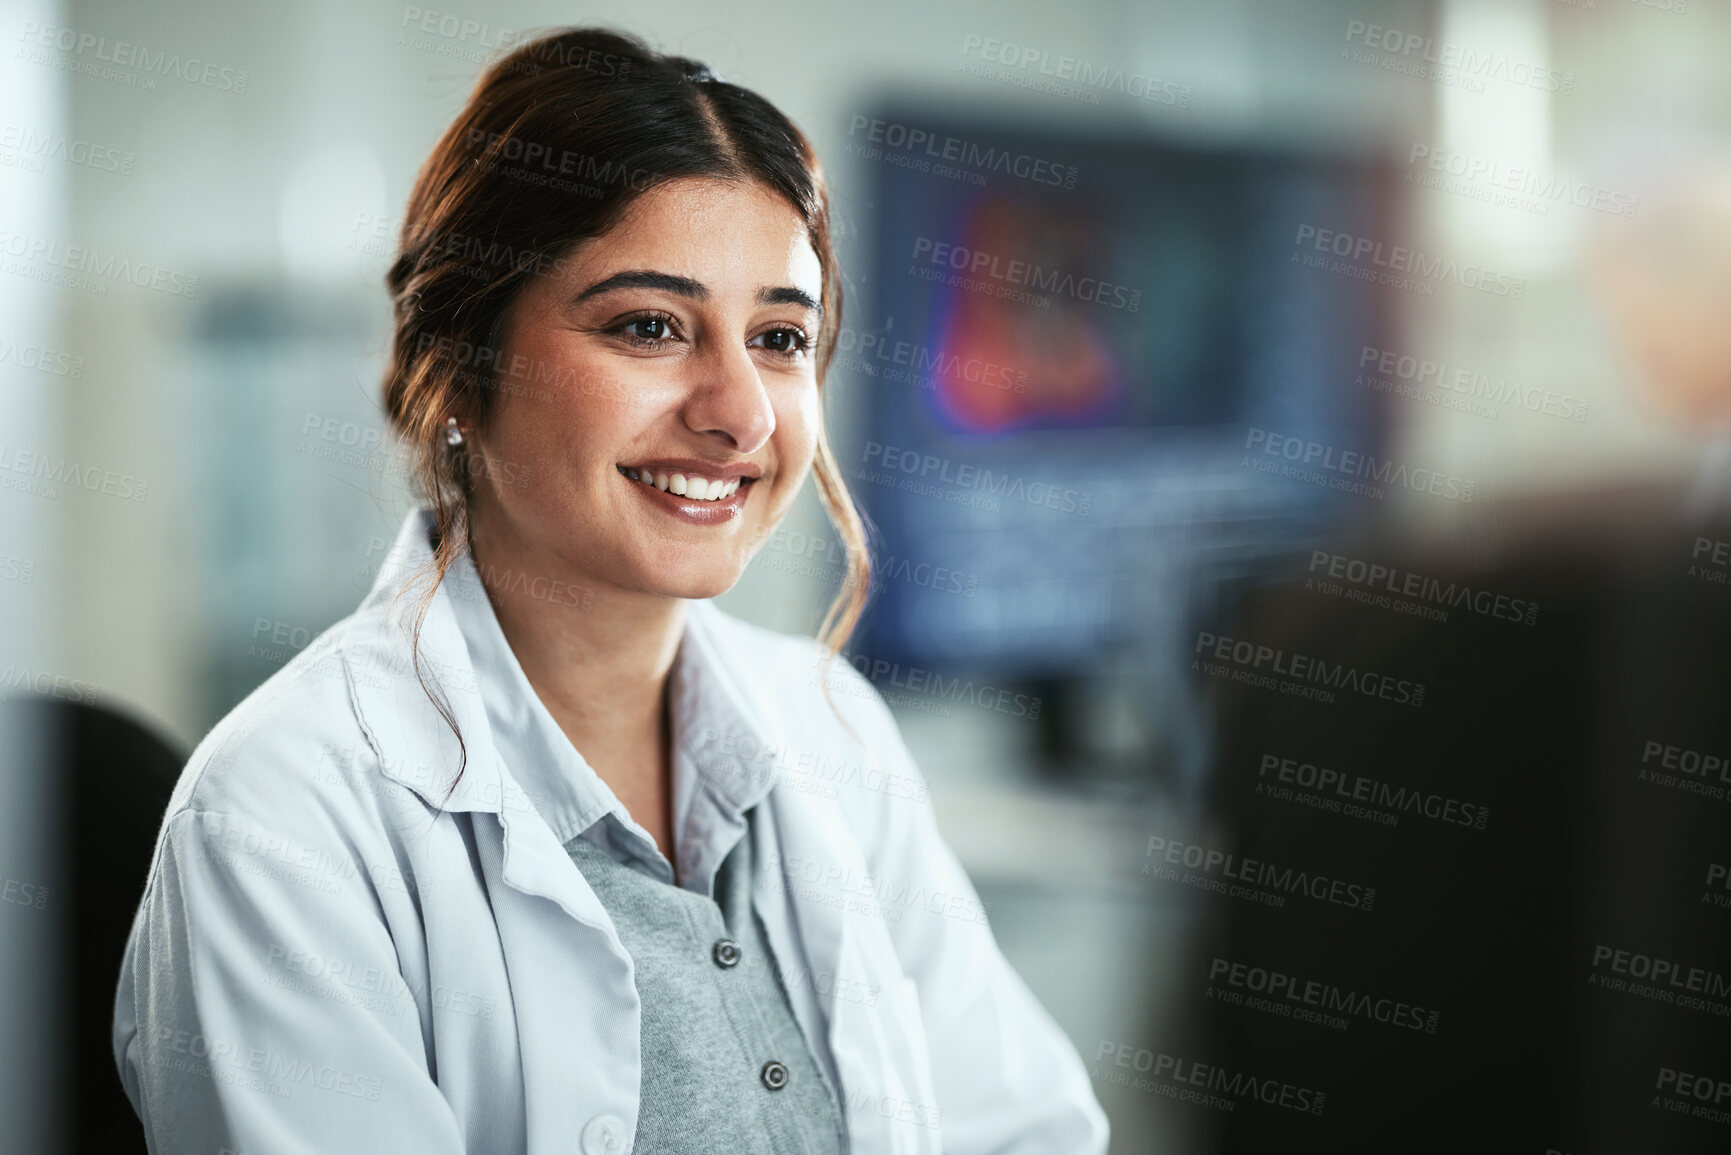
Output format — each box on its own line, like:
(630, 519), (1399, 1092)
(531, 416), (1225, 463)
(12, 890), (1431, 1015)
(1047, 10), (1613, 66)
(465, 177), (825, 601)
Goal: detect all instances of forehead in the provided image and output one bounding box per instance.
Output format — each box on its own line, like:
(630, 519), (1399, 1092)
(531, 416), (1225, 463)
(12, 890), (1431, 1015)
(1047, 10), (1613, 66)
(565, 177), (822, 296)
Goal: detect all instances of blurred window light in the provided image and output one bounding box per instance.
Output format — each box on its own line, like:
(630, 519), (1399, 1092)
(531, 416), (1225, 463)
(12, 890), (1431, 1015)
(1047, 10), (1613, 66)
(277, 143), (387, 283)
(1437, 0), (1565, 274)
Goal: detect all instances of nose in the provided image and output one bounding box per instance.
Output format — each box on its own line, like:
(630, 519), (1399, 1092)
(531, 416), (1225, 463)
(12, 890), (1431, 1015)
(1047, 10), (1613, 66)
(680, 339), (775, 454)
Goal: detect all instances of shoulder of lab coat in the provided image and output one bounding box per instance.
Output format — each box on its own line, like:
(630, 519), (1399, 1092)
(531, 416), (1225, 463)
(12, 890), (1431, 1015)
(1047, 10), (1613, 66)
(696, 606), (1110, 1154)
(111, 611), (479, 1153)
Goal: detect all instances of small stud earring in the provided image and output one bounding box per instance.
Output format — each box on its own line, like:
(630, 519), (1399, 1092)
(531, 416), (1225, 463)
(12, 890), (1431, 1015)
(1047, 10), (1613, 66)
(445, 417), (464, 447)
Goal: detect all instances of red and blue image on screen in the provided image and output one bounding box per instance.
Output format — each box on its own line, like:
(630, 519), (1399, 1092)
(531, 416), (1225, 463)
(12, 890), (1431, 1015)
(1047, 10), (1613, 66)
(844, 108), (1393, 675)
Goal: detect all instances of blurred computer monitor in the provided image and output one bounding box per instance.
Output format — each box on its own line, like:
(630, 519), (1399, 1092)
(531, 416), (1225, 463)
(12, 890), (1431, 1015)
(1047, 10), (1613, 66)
(847, 107), (1397, 677)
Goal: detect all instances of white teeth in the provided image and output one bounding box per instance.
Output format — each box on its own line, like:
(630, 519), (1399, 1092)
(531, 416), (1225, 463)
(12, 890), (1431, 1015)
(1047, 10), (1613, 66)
(623, 467), (745, 501)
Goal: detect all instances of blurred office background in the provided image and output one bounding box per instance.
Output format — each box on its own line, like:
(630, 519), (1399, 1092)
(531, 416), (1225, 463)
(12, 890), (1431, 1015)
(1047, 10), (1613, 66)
(4, 0), (1731, 1151)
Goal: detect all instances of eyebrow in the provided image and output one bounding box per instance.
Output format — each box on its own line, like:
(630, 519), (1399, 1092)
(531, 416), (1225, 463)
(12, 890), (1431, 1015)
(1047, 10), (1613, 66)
(571, 268), (822, 315)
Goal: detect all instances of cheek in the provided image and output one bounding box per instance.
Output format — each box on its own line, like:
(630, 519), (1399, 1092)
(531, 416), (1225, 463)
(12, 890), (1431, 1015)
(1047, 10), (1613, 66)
(778, 387), (822, 476)
(510, 378), (651, 491)
(516, 402), (593, 480)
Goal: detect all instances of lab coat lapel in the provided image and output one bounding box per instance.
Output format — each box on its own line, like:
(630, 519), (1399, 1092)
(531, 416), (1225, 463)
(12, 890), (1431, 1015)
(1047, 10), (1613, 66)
(478, 806), (641, 1153)
(349, 511), (642, 1150)
(341, 516), (507, 817)
(765, 781), (942, 1153)
(680, 601), (939, 1150)
(759, 777), (850, 1007)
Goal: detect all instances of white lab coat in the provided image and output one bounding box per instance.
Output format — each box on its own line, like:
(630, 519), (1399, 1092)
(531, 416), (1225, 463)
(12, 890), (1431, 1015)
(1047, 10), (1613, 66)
(112, 508), (1109, 1154)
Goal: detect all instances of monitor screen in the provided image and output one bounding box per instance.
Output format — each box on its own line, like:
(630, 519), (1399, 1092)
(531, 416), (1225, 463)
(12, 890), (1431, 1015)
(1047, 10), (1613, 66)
(844, 109), (1396, 674)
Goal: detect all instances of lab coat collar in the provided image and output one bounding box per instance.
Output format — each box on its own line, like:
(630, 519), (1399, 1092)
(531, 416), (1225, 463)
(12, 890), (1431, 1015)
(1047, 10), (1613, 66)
(437, 539), (623, 847)
(667, 588), (789, 887)
(436, 513), (782, 892)
(343, 507), (515, 818)
(345, 509), (640, 1069)
(346, 507), (781, 847)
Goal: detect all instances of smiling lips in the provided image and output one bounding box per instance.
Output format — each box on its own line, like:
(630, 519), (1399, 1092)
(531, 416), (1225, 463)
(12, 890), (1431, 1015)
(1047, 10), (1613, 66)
(616, 461), (759, 507)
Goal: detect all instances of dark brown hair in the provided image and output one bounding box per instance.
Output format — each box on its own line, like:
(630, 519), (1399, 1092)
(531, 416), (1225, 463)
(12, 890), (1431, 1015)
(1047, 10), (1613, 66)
(381, 28), (872, 800)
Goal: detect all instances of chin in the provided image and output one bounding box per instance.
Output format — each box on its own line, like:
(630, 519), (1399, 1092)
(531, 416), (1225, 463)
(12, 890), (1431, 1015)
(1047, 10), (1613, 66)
(674, 576), (739, 600)
(634, 559), (745, 602)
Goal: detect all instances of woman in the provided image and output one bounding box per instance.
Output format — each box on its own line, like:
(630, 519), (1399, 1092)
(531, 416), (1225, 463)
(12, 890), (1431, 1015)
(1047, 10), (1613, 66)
(112, 27), (1107, 1154)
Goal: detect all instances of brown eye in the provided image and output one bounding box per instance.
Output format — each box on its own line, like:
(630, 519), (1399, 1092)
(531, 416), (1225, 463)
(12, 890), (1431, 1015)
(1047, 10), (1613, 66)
(608, 311), (681, 347)
(753, 326), (810, 359)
